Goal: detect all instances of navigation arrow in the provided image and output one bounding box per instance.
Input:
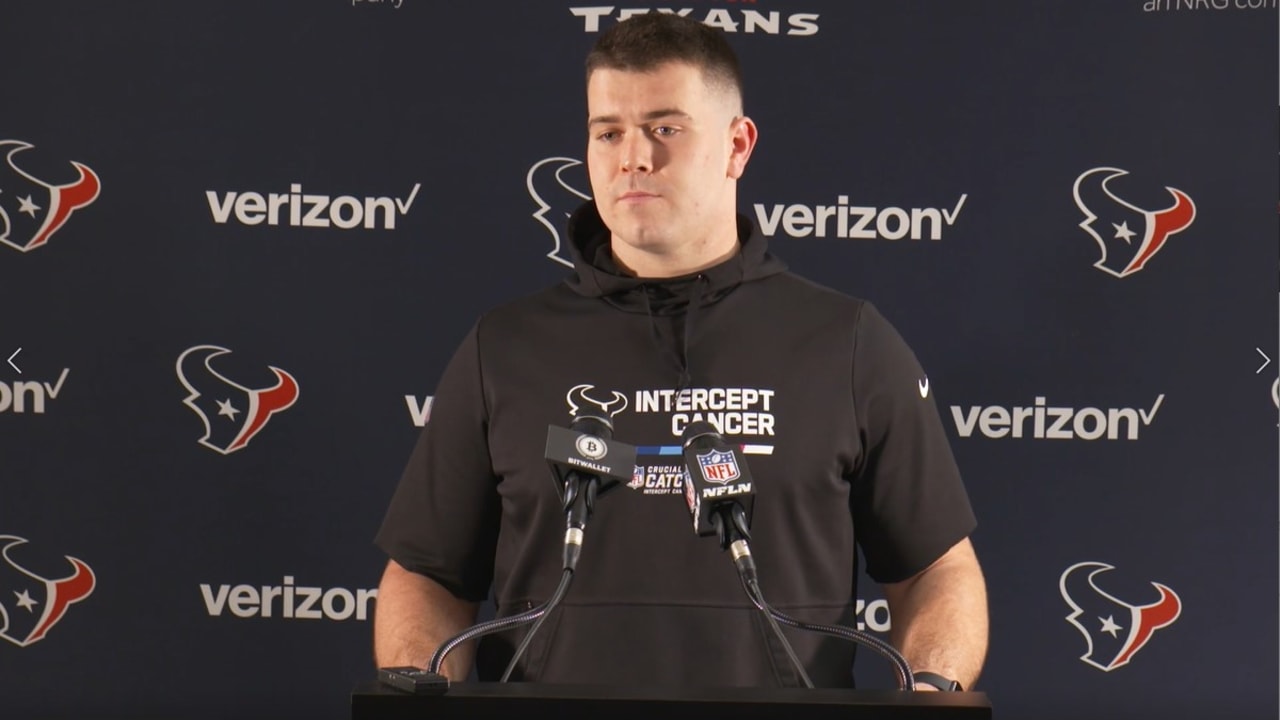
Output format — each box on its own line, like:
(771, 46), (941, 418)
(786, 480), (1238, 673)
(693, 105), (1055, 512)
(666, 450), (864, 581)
(7, 348), (20, 374)
(1257, 347), (1272, 374)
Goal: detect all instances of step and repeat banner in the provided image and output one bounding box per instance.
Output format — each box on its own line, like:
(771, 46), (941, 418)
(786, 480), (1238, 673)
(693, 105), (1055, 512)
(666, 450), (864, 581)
(1, 1), (1276, 718)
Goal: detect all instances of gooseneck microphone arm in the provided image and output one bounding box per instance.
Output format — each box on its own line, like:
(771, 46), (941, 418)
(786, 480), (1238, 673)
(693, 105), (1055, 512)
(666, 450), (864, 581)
(710, 503), (815, 689)
(718, 507), (915, 691)
(497, 470), (600, 682)
(680, 420), (916, 692)
(426, 570), (573, 677)
(429, 459), (607, 681)
(734, 569), (916, 690)
(715, 503), (914, 690)
(393, 416), (636, 693)
(712, 500), (914, 689)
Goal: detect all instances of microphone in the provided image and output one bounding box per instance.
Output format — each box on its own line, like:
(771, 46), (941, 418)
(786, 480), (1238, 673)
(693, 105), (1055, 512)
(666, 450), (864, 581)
(681, 421), (756, 550)
(544, 413), (636, 571)
(679, 421), (918, 691)
(400, 414), (636, 691)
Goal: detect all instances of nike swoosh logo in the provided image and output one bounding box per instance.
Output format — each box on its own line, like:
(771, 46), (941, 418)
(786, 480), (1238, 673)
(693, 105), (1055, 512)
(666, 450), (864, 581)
(918, 378), (929, 398)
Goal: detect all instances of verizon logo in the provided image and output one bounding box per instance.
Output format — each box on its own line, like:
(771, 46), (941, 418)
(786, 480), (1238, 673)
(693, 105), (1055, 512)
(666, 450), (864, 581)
(200, 576), (377, 621)
(855, 598), (890, 632)
(206, 183), (421, 230)
(951, 394), (1165, 440)
(752, 194), (967, 240)
(405, 395), (433, 427)
(0, 369), (69, 413)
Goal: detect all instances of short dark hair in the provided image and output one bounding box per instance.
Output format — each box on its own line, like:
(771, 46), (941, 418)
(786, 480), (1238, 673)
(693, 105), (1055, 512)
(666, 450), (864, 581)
(585, 13), (744, 109)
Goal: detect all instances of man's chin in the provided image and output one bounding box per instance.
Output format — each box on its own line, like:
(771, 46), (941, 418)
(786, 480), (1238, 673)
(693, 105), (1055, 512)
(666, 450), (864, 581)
(611, 227), (674, 254)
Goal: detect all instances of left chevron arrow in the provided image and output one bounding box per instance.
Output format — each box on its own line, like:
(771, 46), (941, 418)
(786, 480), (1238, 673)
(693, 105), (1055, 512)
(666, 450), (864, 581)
(7, 348), (20, 374)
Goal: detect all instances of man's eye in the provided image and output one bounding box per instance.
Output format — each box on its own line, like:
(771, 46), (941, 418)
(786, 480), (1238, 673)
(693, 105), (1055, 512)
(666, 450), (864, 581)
(597, 131), (619, 142)
(653, 126), (678, 136)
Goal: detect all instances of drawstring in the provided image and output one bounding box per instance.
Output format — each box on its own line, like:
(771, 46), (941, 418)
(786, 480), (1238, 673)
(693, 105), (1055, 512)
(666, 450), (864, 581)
(679, 275), (706, 392)
(639, 274), (707, 393)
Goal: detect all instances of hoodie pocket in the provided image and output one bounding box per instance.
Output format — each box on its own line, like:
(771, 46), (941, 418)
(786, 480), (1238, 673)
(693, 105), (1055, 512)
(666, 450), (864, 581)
(513, 602), (857, 687)
(478, 601), (859, 687)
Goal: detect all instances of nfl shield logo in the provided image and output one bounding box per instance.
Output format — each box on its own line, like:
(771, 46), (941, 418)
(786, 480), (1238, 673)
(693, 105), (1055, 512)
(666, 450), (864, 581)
(697, 449), (739, 485)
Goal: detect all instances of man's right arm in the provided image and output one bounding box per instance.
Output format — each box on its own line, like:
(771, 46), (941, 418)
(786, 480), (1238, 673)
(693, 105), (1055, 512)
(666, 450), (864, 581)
(373, 558), (479, 681)
(373, 322), (498, 679)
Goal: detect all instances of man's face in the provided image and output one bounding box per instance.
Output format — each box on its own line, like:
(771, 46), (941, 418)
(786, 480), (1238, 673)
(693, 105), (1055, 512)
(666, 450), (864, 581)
(585, 61), (749, 260)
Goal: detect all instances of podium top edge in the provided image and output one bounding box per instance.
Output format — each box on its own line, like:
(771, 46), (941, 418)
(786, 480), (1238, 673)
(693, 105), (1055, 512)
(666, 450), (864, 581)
(352, 680), (992, 708)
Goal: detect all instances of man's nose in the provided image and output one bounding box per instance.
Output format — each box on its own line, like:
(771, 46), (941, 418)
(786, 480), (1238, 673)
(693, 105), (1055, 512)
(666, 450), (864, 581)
(620, 133), (654, 174)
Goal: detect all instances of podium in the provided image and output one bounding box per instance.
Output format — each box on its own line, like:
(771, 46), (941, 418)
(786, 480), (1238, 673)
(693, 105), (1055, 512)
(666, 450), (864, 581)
(351, 680), (993, 719)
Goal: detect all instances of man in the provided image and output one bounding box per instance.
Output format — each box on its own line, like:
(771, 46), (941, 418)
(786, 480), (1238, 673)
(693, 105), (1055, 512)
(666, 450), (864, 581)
(373, 13), (987, 692)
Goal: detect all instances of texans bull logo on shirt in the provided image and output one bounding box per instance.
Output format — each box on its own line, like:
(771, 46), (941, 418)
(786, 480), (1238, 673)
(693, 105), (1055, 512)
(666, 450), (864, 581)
(1059, 561), (1182, 671)
(0, 139), (100, 253)
(566, 383), (627, 419)
(175, 345), (300, 455)
(0, 535), (95, 648)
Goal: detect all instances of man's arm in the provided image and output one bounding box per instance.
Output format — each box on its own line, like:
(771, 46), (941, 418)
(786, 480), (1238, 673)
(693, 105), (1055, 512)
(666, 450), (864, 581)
(881, 536), (988, 691)
(373, 558), (480, 681)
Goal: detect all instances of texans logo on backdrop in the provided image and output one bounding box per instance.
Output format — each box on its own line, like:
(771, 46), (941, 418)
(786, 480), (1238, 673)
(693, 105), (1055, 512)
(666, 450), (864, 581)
(528, 156), (590, 267)
(176, 345), (300, 455)
(0, 535), (95, 648)
(697, 449), (740, 485)
(0, 140), (100, 253)
(1072, 167), (1196, 278)
(1059, 561), (1182, 672)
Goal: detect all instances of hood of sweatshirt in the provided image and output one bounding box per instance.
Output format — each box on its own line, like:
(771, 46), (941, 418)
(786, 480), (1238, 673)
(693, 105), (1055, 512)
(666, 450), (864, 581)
(561, 200), (788, 390)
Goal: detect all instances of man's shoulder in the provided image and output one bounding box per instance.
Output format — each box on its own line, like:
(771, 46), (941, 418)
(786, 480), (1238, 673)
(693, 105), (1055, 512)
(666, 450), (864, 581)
(473, 280), (580, 334)
(485, 281), (571, 313)
(759, 269), (871, 315)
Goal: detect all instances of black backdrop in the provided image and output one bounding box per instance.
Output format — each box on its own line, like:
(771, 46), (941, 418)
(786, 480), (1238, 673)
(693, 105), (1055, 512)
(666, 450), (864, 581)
(1, 2), (1276, 719)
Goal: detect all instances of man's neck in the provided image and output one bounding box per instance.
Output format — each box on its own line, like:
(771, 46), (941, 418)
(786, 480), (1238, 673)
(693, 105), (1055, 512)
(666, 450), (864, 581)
(610, 227), (741, 279)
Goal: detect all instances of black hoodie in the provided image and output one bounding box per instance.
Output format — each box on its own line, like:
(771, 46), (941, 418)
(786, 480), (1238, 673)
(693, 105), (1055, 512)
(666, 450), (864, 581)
(376, 201), (975, 688)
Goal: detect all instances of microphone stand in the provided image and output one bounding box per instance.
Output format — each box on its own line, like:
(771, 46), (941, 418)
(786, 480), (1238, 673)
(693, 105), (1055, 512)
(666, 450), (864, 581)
(425, 473), (598, 683)
(425, 473), (597, 682)
(711, 503), (917, 691)
(710, 503), (814, 689)
(497, 471), (597, 681)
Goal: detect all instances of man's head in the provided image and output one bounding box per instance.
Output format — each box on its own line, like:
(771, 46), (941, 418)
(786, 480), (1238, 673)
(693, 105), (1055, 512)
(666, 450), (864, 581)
(585, 12), (744, 114)
(583, 13), (758, 277)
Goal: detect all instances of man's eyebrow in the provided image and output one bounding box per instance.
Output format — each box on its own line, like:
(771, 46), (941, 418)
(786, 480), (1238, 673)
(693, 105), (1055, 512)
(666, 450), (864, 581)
(587, 109), (693, 126)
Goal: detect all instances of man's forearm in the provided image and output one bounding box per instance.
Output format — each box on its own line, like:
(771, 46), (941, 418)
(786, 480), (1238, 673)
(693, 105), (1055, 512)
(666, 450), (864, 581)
(373, 559), (479, 681)
(883, 539), (989, 690)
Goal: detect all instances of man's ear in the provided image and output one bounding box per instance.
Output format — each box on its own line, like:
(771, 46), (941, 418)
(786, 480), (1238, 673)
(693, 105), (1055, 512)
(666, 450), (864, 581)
(727, 115), (758, 180)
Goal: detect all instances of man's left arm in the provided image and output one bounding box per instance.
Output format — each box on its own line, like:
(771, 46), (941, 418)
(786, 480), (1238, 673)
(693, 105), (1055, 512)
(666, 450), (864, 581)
(881, 536), (988, 691)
